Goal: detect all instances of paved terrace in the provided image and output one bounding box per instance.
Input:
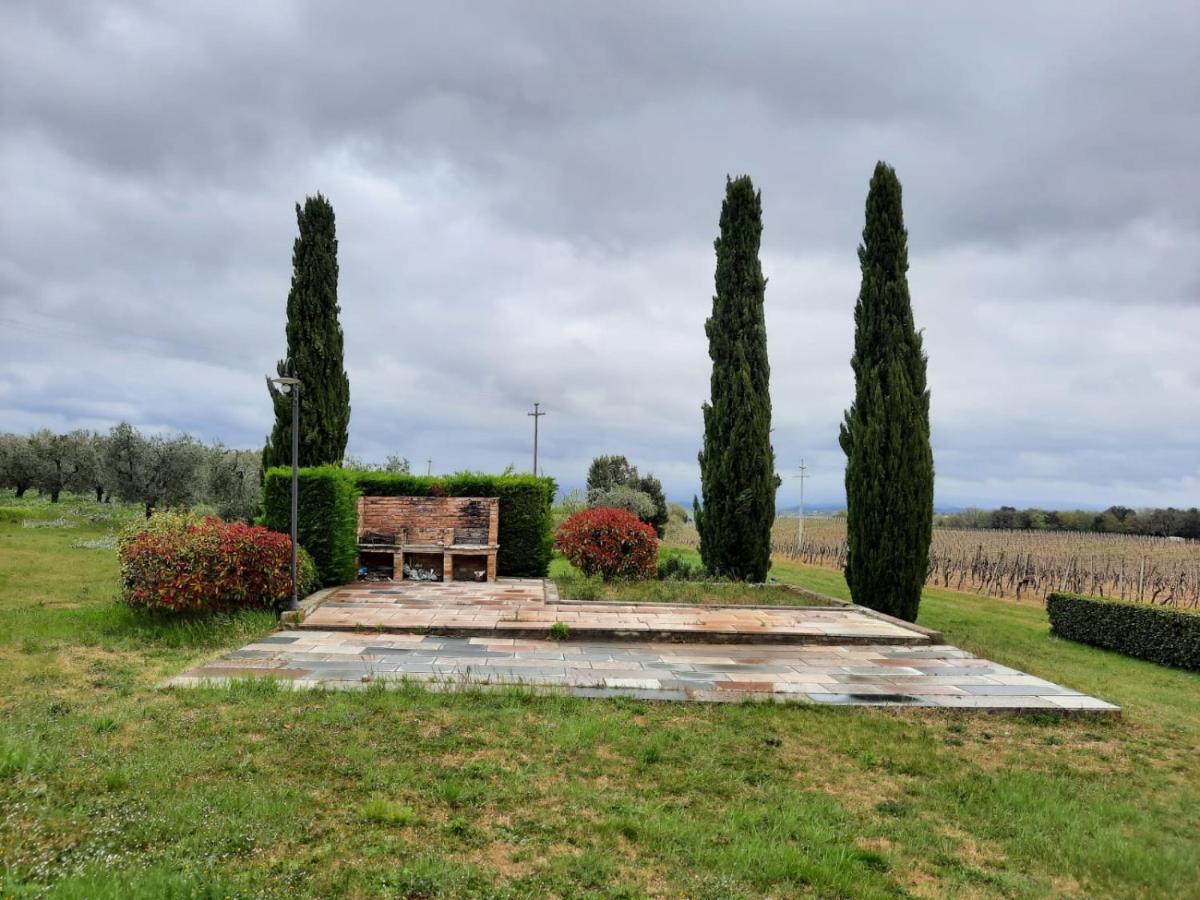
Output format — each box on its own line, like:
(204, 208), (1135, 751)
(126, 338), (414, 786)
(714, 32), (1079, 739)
(296, 579), (931, 644)
(169, 631), (1119, 713)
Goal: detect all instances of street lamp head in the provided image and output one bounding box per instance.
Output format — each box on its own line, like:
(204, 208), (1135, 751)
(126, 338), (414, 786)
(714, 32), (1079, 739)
(269, 376), (301, 394)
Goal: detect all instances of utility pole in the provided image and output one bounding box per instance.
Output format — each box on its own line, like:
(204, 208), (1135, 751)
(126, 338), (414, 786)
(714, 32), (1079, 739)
(426, 458), (432, 476)
(791, 458), (809, 553)
(527, 402), (545, 475)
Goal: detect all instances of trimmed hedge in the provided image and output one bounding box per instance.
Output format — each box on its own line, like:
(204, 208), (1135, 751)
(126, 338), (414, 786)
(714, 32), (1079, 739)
(1047, 592), (1200, 671)
(353, 471), (557, 577)
(263, 468), (557, 582)
(263, 466), (359, 587)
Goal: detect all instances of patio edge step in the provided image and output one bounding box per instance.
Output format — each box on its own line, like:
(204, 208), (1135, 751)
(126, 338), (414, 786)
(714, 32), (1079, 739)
(291, 621), (933, 645)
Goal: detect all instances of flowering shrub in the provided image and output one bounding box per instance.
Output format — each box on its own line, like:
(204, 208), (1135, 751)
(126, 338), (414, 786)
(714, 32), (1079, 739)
(118, 511), (316, 612)
(555, 507), (658, 581)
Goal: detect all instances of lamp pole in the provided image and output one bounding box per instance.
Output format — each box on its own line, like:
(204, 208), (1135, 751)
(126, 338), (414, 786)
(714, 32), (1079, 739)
(270, 376), (302, 612)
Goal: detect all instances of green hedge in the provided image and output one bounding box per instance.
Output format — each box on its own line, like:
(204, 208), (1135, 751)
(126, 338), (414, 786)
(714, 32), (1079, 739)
(1047, 592), (1200, 671)
(263, 468), (557, 582)
(352, 472), (557, 577)
(262, 466), (359, 587)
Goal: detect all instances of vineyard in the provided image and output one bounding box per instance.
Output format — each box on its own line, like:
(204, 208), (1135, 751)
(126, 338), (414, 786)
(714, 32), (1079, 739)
(667, 518), (1200, 607)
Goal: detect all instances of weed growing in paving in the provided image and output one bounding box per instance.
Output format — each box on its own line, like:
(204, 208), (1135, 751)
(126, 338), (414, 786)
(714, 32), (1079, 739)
(548, 620), (571, 640)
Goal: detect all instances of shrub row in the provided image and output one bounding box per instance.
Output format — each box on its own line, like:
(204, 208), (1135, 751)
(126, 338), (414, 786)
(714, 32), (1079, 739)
(262, 466), (359, 587)
(118, 511), (316, 612)
(1047, 592), (1200, 671)
(263, 468), (557, 582)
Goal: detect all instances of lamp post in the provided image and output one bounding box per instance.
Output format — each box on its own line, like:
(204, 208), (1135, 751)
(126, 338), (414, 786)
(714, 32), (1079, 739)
(270, 376), (301, 611)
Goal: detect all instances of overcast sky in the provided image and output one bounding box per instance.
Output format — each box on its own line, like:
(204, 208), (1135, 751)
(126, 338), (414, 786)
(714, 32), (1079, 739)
(2, 2), (1198, 509)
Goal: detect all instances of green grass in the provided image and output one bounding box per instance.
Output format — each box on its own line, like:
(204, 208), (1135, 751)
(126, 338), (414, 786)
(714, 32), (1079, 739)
(1, 494), (1198, 897)
(551, 551), (833, 606)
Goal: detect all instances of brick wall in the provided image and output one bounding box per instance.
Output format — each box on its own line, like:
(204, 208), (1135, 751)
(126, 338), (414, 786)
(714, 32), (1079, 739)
(357, 496), (498, 546)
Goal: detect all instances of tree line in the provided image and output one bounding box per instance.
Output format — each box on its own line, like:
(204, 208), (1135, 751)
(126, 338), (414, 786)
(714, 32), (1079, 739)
(0, 425), (261, 521)
(938, 505), (1200, 540)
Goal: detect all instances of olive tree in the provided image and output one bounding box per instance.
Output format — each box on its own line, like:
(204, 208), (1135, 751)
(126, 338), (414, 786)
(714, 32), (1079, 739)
(0, 433), (42, 498)
(203, 445), (261, 521)
(103, 423), (203, 517)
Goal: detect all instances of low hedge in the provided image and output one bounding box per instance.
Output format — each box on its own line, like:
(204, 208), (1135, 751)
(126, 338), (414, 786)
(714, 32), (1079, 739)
(263, 468), (557, 581)
(1047, 592), (1200, 670)
(262, 466), (359, 587)
(353, 471), (557, 577)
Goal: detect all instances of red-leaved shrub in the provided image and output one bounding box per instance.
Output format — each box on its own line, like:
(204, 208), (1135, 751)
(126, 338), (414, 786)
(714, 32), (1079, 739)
(555, 507), (658, 581)
(118, 512), (316, 612)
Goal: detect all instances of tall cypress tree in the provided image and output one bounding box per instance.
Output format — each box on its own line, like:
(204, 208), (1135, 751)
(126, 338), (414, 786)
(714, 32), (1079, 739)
(263, 194), (351, 470)
(694, 175), (777, 581)
(839, 162), (933, 622)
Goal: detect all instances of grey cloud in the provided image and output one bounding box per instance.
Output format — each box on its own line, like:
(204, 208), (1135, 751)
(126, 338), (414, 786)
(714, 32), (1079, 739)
(2, 1), (1198, 509)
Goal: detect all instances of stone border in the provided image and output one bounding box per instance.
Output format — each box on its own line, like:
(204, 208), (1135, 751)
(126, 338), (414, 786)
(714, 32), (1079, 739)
(850, 604), (944, 644)
(289, 621), (934, 646)
(279, 587), (336, 625)
(547, 579), (852, 612)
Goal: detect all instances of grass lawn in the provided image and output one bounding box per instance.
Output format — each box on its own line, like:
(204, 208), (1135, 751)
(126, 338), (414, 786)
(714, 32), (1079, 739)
(550, 556), (833, 607)
(2, 496), (1198, 898)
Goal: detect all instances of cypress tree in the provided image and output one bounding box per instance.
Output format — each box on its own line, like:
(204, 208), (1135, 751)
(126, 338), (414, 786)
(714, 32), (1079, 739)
(264, 194), (351, 469)
(839, 162), (933, 622)
(694, 175), (777, 581)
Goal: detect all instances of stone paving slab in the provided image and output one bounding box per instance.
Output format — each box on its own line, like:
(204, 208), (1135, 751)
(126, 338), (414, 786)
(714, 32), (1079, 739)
(298, 579), (932, 645)
(167, 631), (1119, 714)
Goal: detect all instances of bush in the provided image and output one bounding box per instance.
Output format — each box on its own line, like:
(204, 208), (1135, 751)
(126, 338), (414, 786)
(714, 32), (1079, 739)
(555, 507), (658, 581)
(118, 511), (316, 613)
(1047, 592), (1200, 671)
(262, 466), (359, 586)
(588, 486), (657, 521)
(657, 554), (709, 582)
(351, 471), (556, 577)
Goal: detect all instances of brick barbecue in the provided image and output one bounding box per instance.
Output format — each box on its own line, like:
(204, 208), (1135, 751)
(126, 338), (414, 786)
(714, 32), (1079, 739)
(356, 496), (499, 582)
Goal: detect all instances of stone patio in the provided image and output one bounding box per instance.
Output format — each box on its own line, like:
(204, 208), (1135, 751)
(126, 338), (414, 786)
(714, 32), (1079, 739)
(296, 578), (933, 644)
(169, 579), (1119, 713)
(168, 630), (1118, 712)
